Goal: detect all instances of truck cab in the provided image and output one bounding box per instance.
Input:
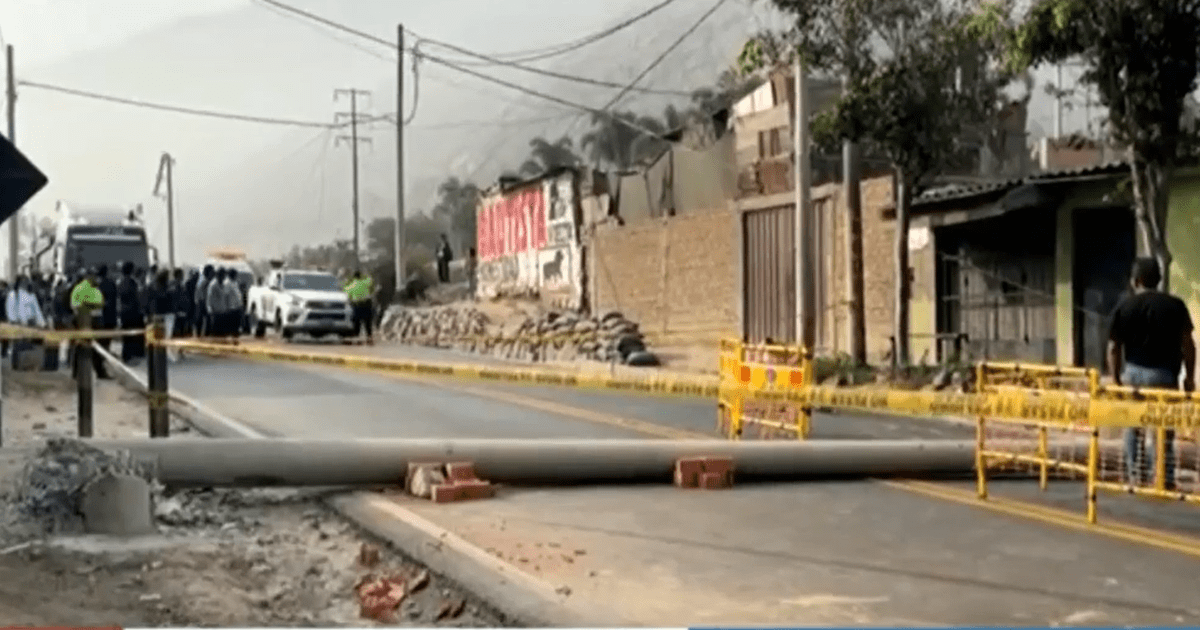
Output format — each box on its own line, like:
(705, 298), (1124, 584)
(247, 267), (352, 341)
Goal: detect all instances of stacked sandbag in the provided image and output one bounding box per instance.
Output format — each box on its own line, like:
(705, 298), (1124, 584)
(378, 305), (659, 366)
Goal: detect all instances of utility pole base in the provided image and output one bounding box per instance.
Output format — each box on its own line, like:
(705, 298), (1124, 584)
(80, 472), (156, 536)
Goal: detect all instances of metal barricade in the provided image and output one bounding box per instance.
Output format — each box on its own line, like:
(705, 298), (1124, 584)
(717, 338), (812, 440)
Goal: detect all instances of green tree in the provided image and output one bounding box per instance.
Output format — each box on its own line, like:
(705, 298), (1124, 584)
(580, 110), (669, 170)
(973, 0), (1200, 289)
(431, 176), (481, 251)
(745, 0), (1011, 364)
(519, 136), (582, 177)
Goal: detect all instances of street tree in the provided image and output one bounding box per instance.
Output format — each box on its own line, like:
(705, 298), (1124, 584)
(519, 136), (582, 178)
(972, 0), (1200, 290)
(742, 0), (1012, 365)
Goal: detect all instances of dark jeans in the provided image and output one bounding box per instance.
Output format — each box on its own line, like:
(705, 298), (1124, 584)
(1122, 363), (1178, 487)
(352, 302), (374, 338)
(437, 260), (450, 283)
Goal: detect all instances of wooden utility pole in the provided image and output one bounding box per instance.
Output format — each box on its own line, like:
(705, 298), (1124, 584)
(335, 88), (372, 264)
(395, 24), (407, 288)
(794, 57), (815, 352)
(6, 45), (18, 281)
(153, 153), (177, 268)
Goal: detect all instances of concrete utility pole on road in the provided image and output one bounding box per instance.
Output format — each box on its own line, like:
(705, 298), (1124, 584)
(153, 152), (177, 269)
(395, 24), (407, 289)
(6, 45), (18, 281)
(335, 88), (373, 265)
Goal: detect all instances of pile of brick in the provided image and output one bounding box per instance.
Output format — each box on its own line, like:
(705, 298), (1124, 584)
(378, 305), (658, 366)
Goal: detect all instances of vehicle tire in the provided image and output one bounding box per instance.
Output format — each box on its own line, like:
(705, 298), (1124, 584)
(281, 329), (294, 341)
(251, 308), (267, 338)
(310, 332), (326, 340)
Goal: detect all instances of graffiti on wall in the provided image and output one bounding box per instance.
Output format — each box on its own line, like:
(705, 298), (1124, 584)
(475, 171), (583, 307)
(477, 184), (546, 261)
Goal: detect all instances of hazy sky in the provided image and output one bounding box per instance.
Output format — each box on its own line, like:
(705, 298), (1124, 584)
(0, 0), (1086, 269)
(3, 0), (768, 265)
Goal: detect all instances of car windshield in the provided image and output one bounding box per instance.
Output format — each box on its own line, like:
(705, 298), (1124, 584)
(280, 272), (341, 292)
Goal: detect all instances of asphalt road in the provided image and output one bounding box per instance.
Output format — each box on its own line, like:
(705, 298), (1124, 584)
(149, 354), (971, 441)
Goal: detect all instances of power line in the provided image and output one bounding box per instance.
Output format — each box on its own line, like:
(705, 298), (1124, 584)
(250, 0), (735, 144)
(601, 0), (729, 112)
(409, 31), (693, 96)
(18, 80), (336, 128)
(254, 0), (693, 98)
(423, 0), (683, 66)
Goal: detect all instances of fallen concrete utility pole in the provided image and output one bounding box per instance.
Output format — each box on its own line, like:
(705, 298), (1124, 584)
(85, 438), (975, 487)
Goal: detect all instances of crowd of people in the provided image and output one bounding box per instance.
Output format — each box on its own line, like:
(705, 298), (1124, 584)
(0, 262), (251, 376)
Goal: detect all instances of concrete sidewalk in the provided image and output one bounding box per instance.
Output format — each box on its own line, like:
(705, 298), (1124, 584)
(394, 481), (1200, 627)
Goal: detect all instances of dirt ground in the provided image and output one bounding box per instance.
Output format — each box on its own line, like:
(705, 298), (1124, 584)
(0, 368), (503, 627)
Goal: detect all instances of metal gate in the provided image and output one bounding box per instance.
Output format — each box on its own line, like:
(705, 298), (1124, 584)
(742, 204), (795, 343)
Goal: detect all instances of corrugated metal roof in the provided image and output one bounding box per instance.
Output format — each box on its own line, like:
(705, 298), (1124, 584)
(913, 160), (1128, 206)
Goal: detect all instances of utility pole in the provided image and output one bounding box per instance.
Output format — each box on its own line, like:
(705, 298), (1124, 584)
(794, 56), (815, 353)
(334, 88), (372, 264)
(6, 45), (18, 281)
(395, 24), (407, 289)
(153, 153), (176, 268)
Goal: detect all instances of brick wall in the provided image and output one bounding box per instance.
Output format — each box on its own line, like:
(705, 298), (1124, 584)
(815, 174), (936, 363)
(589, 208), (738, 343)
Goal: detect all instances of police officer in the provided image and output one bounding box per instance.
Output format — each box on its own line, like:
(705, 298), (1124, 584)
(344, 269), (376, 344)
(70, 269), (108, 378)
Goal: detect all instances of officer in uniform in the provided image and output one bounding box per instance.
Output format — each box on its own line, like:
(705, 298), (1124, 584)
(344, 269), (376, 344)
(70, 269), (108, 379)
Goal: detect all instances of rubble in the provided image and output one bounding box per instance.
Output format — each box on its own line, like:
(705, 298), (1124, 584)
(379, 304), (660, 366)
(0, 438), (503, 627)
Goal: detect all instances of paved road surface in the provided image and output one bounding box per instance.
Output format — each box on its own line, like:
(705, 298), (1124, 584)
(154, 354), (970, 441)
(130, 352), (1200, 626)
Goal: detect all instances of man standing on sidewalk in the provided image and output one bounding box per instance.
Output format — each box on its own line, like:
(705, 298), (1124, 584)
(1108, 257), (1196, 490)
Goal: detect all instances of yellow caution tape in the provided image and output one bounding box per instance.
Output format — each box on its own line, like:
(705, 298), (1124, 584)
(0, 322), (150, 342)
(167, 336), (1200, 430)
(167, 339), (723, 400)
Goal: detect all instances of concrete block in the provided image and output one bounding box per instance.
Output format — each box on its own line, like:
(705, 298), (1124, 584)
(80, 473), (156, 536)
(406, 462), (446, 499)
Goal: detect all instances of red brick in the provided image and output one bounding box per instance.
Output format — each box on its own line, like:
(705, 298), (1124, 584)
(674, 458), (705, 488)
(444, 462), (478, 483)
(431, 481), (495, 503)
(699, 471), (732, 489)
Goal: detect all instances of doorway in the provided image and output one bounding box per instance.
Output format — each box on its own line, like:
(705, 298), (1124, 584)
(1073, 206), (1136, 368)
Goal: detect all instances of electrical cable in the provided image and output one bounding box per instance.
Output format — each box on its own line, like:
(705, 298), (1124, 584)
(422, 0), (682, 65)
(599, 0), (729, 112)
(250, 0), (741, 144)
(404, 42), (422, 125)
(408, 31), (693, 96)
(254, 0), (692, 97)
(255, 0), (394, 62)
(17, 80), (336, 128)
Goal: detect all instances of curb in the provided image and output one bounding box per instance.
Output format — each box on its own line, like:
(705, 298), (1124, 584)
(94, 346), (624, 627)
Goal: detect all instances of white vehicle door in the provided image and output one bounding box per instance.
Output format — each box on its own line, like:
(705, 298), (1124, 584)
(263, 273), (279, 316)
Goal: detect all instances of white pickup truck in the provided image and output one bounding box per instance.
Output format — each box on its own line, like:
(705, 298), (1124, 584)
(247, 268), (353, 341)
